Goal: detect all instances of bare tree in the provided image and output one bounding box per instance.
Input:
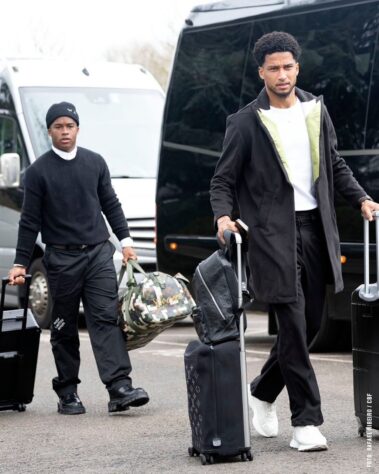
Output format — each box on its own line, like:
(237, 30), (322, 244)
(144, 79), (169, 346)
(104, 40), (176, 90)
(20, 18), (68, 58)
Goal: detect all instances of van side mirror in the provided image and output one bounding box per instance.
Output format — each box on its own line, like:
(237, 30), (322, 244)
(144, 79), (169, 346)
(0, 153), (20, 188)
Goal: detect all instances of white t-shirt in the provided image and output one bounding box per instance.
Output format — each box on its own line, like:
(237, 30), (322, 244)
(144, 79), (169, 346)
(261, 99), (318, 211)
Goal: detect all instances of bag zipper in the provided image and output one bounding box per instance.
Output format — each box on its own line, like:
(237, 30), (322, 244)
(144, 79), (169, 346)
(196, 267), (226, 320)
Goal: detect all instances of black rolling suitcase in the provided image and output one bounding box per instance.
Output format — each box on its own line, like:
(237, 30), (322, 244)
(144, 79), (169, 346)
(0, 275), (41, 412)
(351, 213), (379, 435)
(184, 231), (252, 465)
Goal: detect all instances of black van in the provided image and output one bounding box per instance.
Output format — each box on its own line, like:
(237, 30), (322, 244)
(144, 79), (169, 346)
(156, 0), (379, 350)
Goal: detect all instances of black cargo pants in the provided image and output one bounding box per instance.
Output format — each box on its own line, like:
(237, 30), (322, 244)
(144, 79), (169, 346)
(43, 240), (132, 396)
(250, 209), (330, 427)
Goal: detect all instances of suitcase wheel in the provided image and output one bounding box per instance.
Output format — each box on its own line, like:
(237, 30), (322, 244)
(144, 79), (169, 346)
(199, 453), (214, 465)
(241, 449), (253, 462)
(188, 447), (196, 457)
(200, 454), (207, 466)
(14, 404), (26, 412)
(357, 418), (366, 437)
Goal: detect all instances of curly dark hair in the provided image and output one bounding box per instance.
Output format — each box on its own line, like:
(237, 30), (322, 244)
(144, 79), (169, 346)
(253, 31), (302, 66)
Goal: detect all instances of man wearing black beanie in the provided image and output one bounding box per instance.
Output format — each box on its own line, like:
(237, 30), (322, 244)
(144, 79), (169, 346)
(8, 101), (150, 415)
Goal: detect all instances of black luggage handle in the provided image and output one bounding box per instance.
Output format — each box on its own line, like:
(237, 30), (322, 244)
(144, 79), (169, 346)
(0, 275), (32, 333)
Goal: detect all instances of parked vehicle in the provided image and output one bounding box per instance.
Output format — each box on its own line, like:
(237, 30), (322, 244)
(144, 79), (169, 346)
(156, 0), (379, 350)
(0, 59), (164, 328)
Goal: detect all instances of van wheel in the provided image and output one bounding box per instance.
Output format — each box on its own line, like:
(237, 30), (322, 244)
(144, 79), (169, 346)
(28, 258), (52, 328)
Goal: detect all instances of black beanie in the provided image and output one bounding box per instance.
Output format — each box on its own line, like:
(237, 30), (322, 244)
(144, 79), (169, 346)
(46, 102), (79, 129)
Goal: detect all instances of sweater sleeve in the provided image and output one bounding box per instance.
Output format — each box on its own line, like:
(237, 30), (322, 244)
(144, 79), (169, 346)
(97, 157), (130, 241)
(14, 167), (43, 267)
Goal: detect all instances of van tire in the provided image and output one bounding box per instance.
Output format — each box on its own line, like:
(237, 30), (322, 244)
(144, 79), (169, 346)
(28, 258), (52, 329)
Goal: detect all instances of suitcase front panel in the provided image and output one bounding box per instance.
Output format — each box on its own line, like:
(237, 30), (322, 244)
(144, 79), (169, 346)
(351, 291), (379, 353)
(0, 314), (41, 407)
(184, 340), (245, 456)
(351, 289), (379, 429)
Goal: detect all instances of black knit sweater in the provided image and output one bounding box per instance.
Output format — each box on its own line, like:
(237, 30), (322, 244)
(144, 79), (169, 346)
(15, 147), (130, 267)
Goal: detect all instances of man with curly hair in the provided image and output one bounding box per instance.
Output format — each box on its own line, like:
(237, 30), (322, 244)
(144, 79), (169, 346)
(210, 31), (379, 451)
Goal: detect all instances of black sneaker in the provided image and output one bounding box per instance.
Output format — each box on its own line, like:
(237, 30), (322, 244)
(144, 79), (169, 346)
(108, 385), (149, 413)
(57, 393), (86, 415)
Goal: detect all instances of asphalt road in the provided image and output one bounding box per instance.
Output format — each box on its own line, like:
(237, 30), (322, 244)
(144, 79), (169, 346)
(1, 312), (377, 473)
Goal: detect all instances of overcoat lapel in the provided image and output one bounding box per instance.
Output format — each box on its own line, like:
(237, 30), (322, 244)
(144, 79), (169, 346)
(304, 100), (322, 182)
(253, 87), (322, 185)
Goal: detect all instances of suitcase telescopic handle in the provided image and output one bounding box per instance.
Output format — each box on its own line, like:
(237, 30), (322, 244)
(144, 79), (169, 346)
(359, 211), (379, 302)
(223, 230), (244, 307)
(0, 275), (32, 332)
(222, 230), (251, 448)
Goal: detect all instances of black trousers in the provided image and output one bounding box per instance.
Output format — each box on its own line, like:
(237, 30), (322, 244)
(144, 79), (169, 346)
(43, 241), (132, 397)
(250, 210), (330, 427)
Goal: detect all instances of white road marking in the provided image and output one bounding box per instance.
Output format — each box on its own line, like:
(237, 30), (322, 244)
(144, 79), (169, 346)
(150, 340), (352, 364)
(309, 355), (352, 364)
(40, 332), (91, 342)
(162, 330), (270, 337)
(152, 340), (187, 348)
(137, 348), (185, 358)
(40, 331), (352, 364)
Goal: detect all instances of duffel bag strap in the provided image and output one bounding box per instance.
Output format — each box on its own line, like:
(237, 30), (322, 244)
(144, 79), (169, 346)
(128, 259), (147, 276)
(118, 259), (147, 287)
(118, 265), (128, 287)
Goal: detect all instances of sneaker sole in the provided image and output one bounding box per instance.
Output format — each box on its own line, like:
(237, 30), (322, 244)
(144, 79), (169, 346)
(290, 439), (328, 451)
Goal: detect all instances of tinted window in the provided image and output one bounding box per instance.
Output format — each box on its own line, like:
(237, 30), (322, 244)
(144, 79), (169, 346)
(366, 12), (379, 149)
(164, 23), (251, 152)
(0, 82), (16, 112)
(0, 116), (27, 170)
(242, 2), (379, 150)
(20, 87), (164, 178)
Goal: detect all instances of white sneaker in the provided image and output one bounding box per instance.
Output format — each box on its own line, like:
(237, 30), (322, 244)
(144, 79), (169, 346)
(290, 426), (328, 451)
(248, 388), (278, 437)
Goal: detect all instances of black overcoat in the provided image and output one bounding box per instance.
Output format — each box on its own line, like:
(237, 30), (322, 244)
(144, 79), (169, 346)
(210, 88), (367, 303)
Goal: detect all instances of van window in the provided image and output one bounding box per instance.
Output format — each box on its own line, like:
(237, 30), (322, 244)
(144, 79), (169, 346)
(164, 23), (251, 153)
(242, 2), (379, 150)
(366, 22), (379, 149)
(0, 116), (27, 170)
(0, 82), (16, 112)
(20, 87), (164, 178)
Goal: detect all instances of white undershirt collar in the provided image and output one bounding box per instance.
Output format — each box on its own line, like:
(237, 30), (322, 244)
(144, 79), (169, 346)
(52, 145), (77, 160)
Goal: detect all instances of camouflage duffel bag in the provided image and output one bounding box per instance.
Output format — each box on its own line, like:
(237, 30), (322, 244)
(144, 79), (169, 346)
(118, 260), (195, 351)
